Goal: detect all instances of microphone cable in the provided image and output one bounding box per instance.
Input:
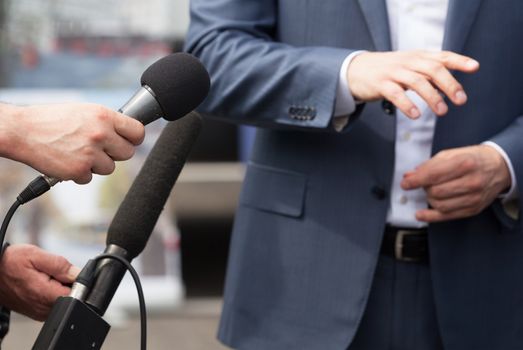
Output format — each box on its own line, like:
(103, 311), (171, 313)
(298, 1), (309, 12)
(0, 175), (57, 344)
(0, 177), (148, 350)
(0, 175), (58, 251)
(76, 255), (147, 350)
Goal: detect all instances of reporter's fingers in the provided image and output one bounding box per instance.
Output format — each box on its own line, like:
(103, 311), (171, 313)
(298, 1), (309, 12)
(74, 171), (93, 185)
(90, 153), (116, 176)
(30, 248), (77, 284)
(380, 81), (421, 119)
(113, 113), (145, 146)
(396, 70), (448, 115)
(104, 135), (136, 161)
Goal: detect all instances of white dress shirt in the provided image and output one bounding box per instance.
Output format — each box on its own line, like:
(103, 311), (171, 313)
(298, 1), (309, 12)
(335, 0), (517, 227)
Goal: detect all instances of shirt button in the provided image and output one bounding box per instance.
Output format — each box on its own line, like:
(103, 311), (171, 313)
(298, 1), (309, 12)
(403, 131), (411, 141)
(399, 195), (408, 204)
(382, 100), (395, 115)
(371, 186), (387, 200)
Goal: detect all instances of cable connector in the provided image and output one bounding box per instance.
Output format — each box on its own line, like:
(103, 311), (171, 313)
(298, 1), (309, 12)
(69, 259), (98, 302)
(16, 175), (60, 205)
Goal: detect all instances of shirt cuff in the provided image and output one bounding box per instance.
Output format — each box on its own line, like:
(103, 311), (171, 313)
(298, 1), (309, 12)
(482, 141), (518, 202)
(334, 50), (366, 117)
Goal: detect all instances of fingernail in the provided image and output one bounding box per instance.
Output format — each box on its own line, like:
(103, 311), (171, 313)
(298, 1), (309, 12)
(436, 102), (448, 115)
(455, 90), (467, 104)
(466, 59), (479, 69)
(410, 107), (420, 118)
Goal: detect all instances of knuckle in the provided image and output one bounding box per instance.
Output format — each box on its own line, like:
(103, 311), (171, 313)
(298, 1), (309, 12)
(438, 51), (452, 62)
(470, 193), (484, 206)
(106, 161), (116, 175)
(72, 160), (92, 179)
(459, 157), (476, 172)
(429, 198), (442, 211)
(387, 88), (405, 102)
(97, 161), (116, 176)
(467, 177), (484, 192)
(426, 172), (439, 184)
(427, 60), (444, 74)
(124, 147), (136, 160)
(88, 129), (107, 144)
(450, 82), (464, 94)
(93, 105), (110, 122)
(411, 75), (427, 88)
(435, 150), (449, 159)
(430, 187), (444, 198)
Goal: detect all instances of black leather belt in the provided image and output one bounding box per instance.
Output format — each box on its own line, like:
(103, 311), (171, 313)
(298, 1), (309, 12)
(380, 226), (428, 263)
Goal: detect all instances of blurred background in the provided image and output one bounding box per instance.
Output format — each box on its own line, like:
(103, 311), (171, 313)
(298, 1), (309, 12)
(0, 0), (250, 348)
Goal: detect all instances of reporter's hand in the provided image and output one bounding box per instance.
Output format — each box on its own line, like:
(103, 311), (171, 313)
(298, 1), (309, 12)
(347, 50), (480, 118)
(401, 145), (511, 222)
(0, 103), (145, 184)
(0, 244), (80, 321)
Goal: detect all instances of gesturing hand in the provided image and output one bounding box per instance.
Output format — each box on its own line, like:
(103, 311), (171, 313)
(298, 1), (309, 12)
(401, 145), (511, 222)
(347, 50), (480, 118)
(0, 244), (80, 321)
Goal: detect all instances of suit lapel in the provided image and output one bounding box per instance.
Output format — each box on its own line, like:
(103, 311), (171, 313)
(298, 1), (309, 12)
(442, 0), (484, 52)
(434, 0), (484, 153)
(356, 0), (391, 51)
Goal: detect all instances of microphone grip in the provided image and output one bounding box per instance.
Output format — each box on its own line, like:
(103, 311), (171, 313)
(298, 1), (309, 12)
(118, 86), (164, 125)
(43, 85), (163, 188)
(84, 245), (130, 316)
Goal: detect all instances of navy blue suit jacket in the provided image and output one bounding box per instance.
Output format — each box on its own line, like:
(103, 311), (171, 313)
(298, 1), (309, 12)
(186, 1), (523, 349)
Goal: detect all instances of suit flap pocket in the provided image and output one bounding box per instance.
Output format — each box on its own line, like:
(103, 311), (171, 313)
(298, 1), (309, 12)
(240, 164), (307, 218)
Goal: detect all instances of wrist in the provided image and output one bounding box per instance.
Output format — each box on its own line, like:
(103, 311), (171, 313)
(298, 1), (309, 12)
(481, 144), (511, 193)
(0, 104), (26, 161)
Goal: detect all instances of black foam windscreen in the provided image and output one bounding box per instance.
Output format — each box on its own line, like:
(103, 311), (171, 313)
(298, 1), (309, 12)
(141, 53), (210, 121)
(106, 112), (203, 260)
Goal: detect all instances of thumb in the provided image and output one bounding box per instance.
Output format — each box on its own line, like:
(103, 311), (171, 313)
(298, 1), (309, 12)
(30, 248), (79, 284)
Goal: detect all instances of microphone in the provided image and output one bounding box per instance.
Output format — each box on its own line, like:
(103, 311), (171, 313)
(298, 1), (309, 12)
(83, 112), (203, 316)
(18, 53), (210, 205)
(120, 52), (210, 124)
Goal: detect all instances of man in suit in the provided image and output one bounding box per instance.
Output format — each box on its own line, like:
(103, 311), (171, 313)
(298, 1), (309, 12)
(185, 1), (523, 349)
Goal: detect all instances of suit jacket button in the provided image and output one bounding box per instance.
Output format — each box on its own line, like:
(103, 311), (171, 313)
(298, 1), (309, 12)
(371, 186), (387, 200)
(382, 100), (395, 115)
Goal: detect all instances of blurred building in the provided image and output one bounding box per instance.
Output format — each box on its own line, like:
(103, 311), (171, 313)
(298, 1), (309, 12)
(5, 0), (188, 49)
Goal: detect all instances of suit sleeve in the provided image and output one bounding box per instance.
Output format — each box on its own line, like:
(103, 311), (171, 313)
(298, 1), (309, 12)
(184, 0), (356, 131)
(488, 116), (523, 232)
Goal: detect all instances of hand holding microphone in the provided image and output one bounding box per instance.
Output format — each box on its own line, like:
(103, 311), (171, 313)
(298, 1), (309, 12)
(5, 53), (210, 201)
(0, 103), (145, 184)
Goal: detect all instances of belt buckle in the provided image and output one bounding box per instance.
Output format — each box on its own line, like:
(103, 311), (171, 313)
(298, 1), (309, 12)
(394, 229), (421, 263)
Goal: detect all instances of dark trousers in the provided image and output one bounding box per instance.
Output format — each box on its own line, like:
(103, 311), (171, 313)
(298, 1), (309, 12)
(348, 256), (444, 350)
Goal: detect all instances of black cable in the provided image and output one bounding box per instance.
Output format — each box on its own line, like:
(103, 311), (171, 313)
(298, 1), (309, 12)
(0, 175), (59, 252)
(0, 177), (148, 349)
(0, 201), (20, 252)
(93, 253), (147, 350)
